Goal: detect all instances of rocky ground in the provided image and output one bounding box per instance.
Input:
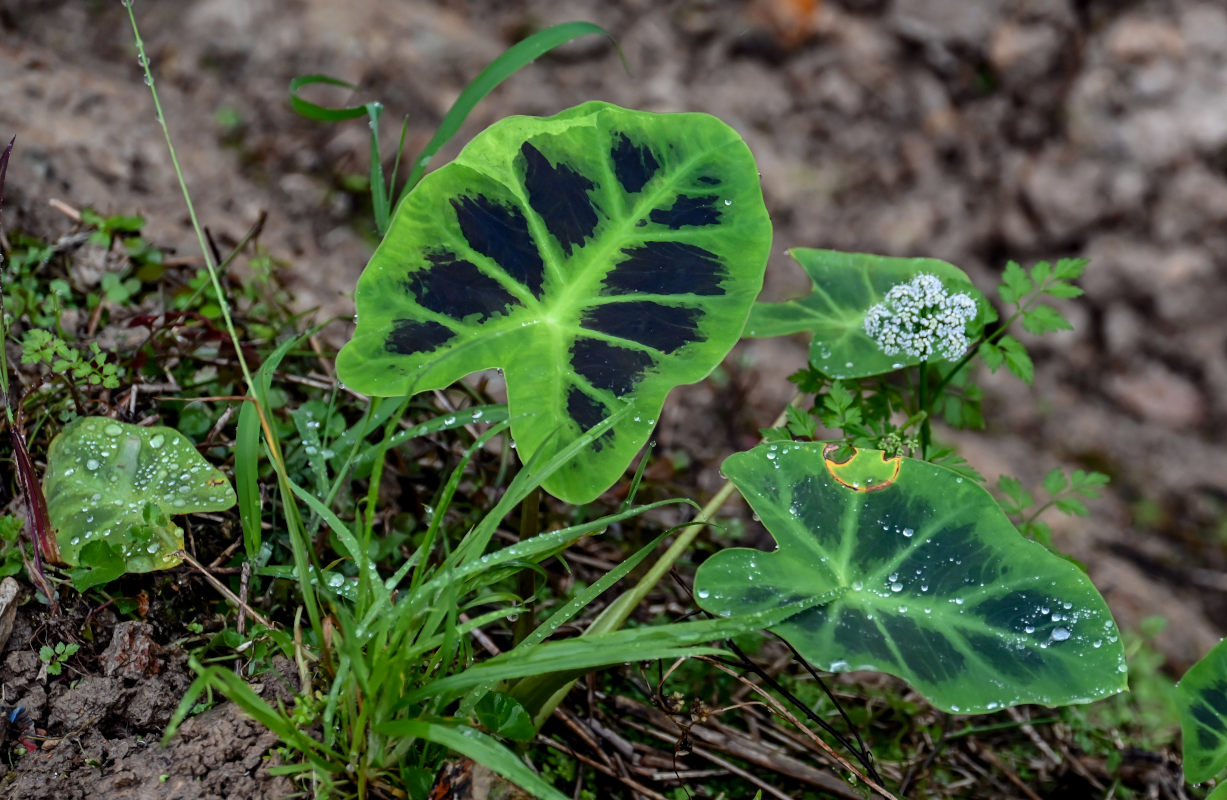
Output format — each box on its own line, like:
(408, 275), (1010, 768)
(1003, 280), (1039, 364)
(1, 0), (1225, 797)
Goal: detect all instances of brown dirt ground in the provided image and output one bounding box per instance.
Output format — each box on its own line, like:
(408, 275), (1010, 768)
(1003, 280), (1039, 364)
(2, 0), (1226, 798)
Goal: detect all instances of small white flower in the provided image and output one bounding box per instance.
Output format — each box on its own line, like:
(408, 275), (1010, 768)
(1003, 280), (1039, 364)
(863, 273), (977, 360)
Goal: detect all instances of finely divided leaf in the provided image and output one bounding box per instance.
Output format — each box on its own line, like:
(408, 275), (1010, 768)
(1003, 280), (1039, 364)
(694, 443), (1127, 714)
(336, 101), (772, 503)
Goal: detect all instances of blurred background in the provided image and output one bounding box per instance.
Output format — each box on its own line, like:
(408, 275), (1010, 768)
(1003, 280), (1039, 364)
(1, 0), (1224, 672)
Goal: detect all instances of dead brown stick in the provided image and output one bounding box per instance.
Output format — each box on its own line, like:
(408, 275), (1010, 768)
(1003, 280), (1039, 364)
(611, 693), (863, 799)
(697, 657), (901, 800)
(178, 549), (274, 630)
(534, 735), (672, 800)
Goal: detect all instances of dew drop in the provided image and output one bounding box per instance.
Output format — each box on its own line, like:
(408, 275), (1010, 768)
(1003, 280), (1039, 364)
(104, 423), (122, 436)
(696, 588), (710, 599)
(902, 527), (914, 538)
(890, 582), (903, 592)
(1051, 627), (1071, 642)
(86, 459), (100, 471)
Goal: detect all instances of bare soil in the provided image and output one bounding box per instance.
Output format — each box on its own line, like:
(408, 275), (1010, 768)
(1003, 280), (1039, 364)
(1, 1), (1226, 797)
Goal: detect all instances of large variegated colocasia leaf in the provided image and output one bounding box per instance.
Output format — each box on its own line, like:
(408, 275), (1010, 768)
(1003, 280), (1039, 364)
(44, 417), (236, 576)
(694, 443), (1127, 714)
(745, 249), (992, 379)
(1176, 636), (1227, 786)
(336, 101), (772, 503)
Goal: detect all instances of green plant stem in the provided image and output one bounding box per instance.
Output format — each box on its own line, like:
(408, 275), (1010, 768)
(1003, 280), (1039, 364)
(917, 360), (930, 459)
(527, 392), (801, 727)
(125, 7), (322, 635)
(927, 288), (1052, 403)
(513, 487), (541, 645)
(0, 135), (14, 426)
(123, 8), (254, 394)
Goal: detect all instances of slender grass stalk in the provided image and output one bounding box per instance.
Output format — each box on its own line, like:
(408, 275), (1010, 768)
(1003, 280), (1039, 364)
(122, 7), (253, 394)
(0, 136), (14, 426)
(521, 391), (803, 727)
(918, 359), (930, 459)
(513, 487), (541, 645)
(123, 6), (322, 634)
(588, 391), (800, 636)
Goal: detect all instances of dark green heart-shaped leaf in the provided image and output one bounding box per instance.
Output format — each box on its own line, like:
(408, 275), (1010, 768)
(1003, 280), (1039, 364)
(694, 443), (1126, 713)
(44, 417), (236, 575)
(1177, 636), (1227, 783)
(746, 249), (991, 379)
(336, 101), (772, 503)
(475, 692), (535, 742)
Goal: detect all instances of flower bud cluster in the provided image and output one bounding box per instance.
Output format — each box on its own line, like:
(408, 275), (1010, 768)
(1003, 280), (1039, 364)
(862, 273), (977, 361)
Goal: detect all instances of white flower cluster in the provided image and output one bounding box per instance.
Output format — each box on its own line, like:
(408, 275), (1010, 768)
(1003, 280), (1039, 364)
(862, 273), (977, 361)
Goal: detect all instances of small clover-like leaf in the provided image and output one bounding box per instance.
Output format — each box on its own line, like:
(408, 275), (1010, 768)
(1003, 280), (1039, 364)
(1177, 636), (1227, 784)
(745, 249), (990, 379)
(44, 417), (236, 576)
(336, 101), (772, 503)
(694, 443), (1127, 714)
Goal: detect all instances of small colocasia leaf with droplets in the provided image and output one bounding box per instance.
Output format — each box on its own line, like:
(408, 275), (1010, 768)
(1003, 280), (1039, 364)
(43, 417), (236, 582)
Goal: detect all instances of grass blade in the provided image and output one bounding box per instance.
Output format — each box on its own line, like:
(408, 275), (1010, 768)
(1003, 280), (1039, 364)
(399, 21), (618, 196)
(288, 74), (370, 121)
(235, 398), (262, 561)
(403, 605), (801, 707)
(289, 74), (391, 232)
(373, 720), (570, 800)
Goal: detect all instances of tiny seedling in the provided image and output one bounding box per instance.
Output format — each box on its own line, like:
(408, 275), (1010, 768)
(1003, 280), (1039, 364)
(39, 641), (80, 676)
